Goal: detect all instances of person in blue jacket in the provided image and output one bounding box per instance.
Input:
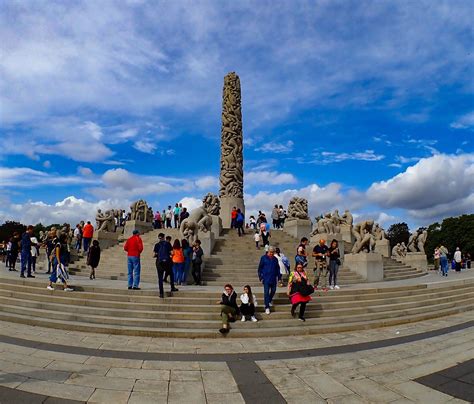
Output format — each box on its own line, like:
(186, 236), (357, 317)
(257, 246), (281, 315)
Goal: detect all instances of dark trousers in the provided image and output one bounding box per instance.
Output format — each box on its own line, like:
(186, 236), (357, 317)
(20, 251), (31, 276)
(263, 282), (277, 309)
(291, 302), (307, 318)
(237, 224), (245, 236)
(8, 252), (18, 269)
(156, 260), (175, 296)
(192, 261), (202, 285)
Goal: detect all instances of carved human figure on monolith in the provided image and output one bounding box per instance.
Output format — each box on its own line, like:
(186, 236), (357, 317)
(219, 72), (245, 228)
(287, 197), (309, 220)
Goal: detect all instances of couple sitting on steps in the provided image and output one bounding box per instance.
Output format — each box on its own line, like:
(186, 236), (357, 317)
(218, 284), (258, 334)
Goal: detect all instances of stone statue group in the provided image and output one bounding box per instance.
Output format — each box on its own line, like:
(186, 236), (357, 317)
(392, 228), (427, 258)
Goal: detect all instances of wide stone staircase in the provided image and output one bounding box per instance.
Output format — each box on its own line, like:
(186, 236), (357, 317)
(383, 256), (426, 281)
(202, 229), (364, 286)
(0, 275), (473, 338)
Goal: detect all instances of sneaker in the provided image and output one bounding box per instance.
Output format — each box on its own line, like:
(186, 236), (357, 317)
(219, 328), (229, 334)
(20, 274), (25, 278)
(334, 285), (340, 290)
(132, 287), (141, 290)
(251, 316), (258, 322)
(64, 288), (73, 292)
(128, 286), (132, 290)
(171, 288), (179, 292)
(159, 294), (164, 299)
(47, 285), (54, 290)
(265, 308), (270, 315)
(299, 317), (306, 322)
(27, 275), (35, 278)
(329, 285), (334, 290)
(241, 317), (246, 322)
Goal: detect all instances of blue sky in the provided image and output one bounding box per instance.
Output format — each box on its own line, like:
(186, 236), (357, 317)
(0, 0), (473, 229)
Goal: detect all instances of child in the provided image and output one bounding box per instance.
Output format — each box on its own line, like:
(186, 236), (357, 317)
(254, 230), (260, 249)
(240, 285), (258, 322)
(87, 240), (101, 280)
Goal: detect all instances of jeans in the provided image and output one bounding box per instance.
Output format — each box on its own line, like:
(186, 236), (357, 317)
(237, 224), (245, 236)
(74, 238), (82, 251)
(127, 256), (141, 288)
(192, 261), (202, 285)
(20, 251), (31, 276)
(263, 282), (277, 309)
(440, 256), (448, 276)
(83, 237), (91, 253)
(328, 260), (339, 286)
(173, 262), (184, 284)
(156, 260), (175, 296)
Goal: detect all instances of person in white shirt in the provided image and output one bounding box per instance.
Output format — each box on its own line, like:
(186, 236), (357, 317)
(30, 236), (39, 273)
(254, 231), (260, 249)
(239, 285), (258, 322)
(454, 247), (462, 272)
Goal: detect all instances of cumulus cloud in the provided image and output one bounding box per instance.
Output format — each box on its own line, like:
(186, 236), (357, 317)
(194, 176), (218, 190)
(246, 171), (297, 186)
(306, 150), (385, 164)
(368, 154), (474, 217)
(133, 140), (157, 154)
(255, 140), (294, 154)
(0, 167), (95, 188)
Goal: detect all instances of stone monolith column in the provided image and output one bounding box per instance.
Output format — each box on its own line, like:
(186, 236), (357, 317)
(219, 72), (245, 228)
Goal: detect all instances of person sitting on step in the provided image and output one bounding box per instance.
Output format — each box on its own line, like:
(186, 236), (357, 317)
(218, 284), (239, 334)
(239, 285), (258, 322)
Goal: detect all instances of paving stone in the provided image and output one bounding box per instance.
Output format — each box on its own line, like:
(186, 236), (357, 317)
(201, 370), (239, 394)
(388, 381), (456, 403)
(327, 394), (372, 404)
(133, 379), (169, 393)
(435, 380), (474, 402)
(343, 377), (403, 402)
(205, 392), (245, 404)
(198, 361), (229, 370)
(127, 391), (167, 404)
(106, 367), (169, 380)
(32, 350), (89, 364)
(298, 372), (353, 399)
(0, 351), (53, 368)
(88, 388), (131, 403)
(16, 378), (94, 401)
(0, 371), (28, 388)
(65, 373), (135, 391)
(170, 370), (202, 381)
(142, 360), (200, 370)
(45, 360), (109, 377)
(168, 380), (206, 404)
(84, 357), (143, 369)
(279, 386), (326, 404)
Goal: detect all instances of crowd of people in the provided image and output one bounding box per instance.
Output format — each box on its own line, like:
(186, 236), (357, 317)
(433, 245), (471, 276)
(152, 203), (190, 229)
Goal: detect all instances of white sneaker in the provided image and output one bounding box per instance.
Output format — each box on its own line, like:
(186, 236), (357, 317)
(251, 316), (258, 322)
(329, 285), (334, 290)
(265, 308), (270, 315)
(334, 285), (340, 290)
(64, 288), (73, 292)
(46, 285), (54, 290)
(241, 317), (246, 322)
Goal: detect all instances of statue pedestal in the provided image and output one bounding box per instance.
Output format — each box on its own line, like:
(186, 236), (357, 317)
(399, 252), (428, 272)
(199, 231), (215, 257)
(374, 239), (390, 258)
(123, 220), (153, 238)
(283, 219), (312, 241)
(93, 231), (120, 249)
(210, 215), (223, 238)
(344, 253), (383, 282)
(219, 197), (245, 229)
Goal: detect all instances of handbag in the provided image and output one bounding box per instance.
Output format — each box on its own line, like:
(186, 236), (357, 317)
(336, 258), (341, 265)
(291, 276), (314, 296)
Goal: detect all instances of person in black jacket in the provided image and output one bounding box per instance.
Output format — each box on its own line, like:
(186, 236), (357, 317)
(191, 240), (204, 285)
(218, 284), (238, 334)
(87, 240), (101, 280)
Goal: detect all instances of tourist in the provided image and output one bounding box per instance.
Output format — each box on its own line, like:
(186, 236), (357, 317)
(171, 239), (185, 285)
(454, 247), (462, 272)
(73, 224), (82, 252)
(218, 284), (238, 334)
(166, 205), (173, 228)
(257, 246), (281, 315)
(180, 239), (192, 285)
(163, 236), (173, 282)
(313, 239), (329, 290)
(82, 221), (94, 253)
(249, 215), (256, 229)
(87, 239), (101, 280)
(9, 232), (20, 271)
(261, 227), (271, 251)
(154, 233), (178, 298)
(178, 203), (183, 225)
(30, 234), (39, 274)
(439, 244), (449, 276)
(275, 247), (290, 287)
(288, 262), (313, 321)
(240, 285), (258, 322)
(235, 208), (245, 236)
(191, 239), (204, 285)
(0, 240), (6, 264)
(328, 239), (341, 290)
(180, 207), (189, 225)
(154, 210), (162, 229)
(271, 205), (280, 229)
(254, 230), (260, 249)
(45, 231), (56, 274)
(230, 207), (237, 229)
(20, 225), (35, 278)
(161, 209), (166, 228)
(466, 252), (472, 269)
(47, 232), (73, 291)
(278, 205), (286, 228)
(173, 203), (180, 228)
(123, 229), (143, 290)
(434, 246), (440, 272)
(295, 237), (308, 268)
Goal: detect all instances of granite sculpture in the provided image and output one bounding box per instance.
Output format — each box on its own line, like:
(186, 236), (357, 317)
(202, 193), (221, 215)
(407, 229), (428, 253)
(96, 209), (116, 232)
(287, 197), (309, 220)
(130, 200), (150, 222)
(351, 220), (376, 253)
(180, 195), (219, 243)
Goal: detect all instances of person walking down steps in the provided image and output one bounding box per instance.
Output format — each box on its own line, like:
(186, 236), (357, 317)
(87, 240), (101, 280)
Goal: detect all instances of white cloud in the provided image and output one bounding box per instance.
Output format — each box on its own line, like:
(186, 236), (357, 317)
(246, 171), (297, 186)
(179, 197), (202, 212)
(194, 176), (218, 190)
(133, 140), (157, 154)
(255, 140), (294, 154)
(307, 150), (385, 164)
(0, 167), (95, 188)
(451, 111), (474, 129)
(368, 154), (474, 215)
(77, 166), (93, 176)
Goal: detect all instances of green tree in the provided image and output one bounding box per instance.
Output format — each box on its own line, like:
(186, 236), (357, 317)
(386, 222), (410, 249)
(0, 221), (26, 243)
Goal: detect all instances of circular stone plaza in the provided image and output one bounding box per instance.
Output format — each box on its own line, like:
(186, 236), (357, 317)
(0, 73), (473, 404)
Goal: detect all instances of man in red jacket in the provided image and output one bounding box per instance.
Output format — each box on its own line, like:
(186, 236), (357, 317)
(82, 221), (94, 253)
(124, 230), (144, 290)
